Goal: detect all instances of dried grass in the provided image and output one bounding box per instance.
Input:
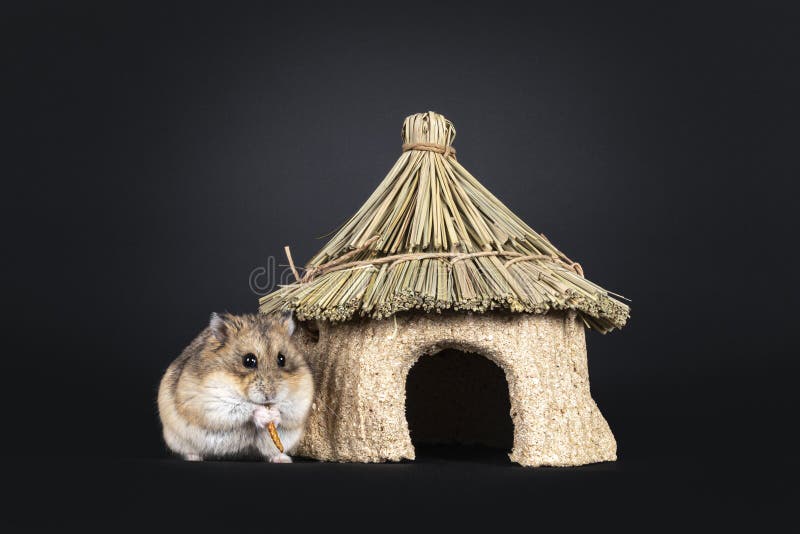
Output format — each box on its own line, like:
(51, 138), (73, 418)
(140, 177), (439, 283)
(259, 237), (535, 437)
(259, 112), (629, 333)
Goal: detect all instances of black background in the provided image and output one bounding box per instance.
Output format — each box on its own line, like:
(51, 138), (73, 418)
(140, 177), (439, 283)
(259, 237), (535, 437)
(3, 1), (799, 530)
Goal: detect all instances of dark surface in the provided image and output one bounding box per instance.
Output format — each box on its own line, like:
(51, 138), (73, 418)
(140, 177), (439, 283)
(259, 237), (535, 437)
(2, 1), (799, 531)
(4, 451), (798, 530)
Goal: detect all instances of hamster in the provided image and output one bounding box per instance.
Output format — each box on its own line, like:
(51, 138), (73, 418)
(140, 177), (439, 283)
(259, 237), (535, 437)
(157, 311), (314, 463)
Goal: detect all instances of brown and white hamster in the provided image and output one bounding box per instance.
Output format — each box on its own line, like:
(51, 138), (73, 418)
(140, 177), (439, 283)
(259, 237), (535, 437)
(157, 312), (313, 463)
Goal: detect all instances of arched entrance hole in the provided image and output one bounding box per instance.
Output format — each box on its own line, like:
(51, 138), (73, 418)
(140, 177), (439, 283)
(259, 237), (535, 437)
(405, 348), (513, 458)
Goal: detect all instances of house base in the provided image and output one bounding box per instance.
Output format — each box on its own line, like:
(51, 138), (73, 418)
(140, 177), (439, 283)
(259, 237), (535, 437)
(292, 311), (617, 467)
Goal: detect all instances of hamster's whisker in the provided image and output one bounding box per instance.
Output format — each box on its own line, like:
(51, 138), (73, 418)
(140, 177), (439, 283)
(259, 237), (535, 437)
(314, 401), (341, 418)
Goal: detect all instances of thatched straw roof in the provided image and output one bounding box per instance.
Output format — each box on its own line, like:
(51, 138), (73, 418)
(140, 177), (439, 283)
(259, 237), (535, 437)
(259, 112), (629, 333)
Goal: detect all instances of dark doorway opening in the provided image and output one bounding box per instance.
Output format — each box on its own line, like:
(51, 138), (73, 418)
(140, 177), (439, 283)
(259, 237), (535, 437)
(405, 348), (513, 461)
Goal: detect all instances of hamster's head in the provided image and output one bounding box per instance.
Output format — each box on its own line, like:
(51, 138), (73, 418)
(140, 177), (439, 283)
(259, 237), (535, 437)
(196, 311), (311, 406)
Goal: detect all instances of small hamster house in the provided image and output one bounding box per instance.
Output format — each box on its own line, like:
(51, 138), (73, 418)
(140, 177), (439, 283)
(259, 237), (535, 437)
(259, 112), (629, 466)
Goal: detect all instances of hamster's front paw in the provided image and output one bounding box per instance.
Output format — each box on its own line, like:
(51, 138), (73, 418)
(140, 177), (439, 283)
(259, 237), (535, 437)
(252, 405), (281, 429)
(269, 453), (292, 464)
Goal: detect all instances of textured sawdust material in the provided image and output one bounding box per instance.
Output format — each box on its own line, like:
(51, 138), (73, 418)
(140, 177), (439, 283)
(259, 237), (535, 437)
(292, 311), (616, 467)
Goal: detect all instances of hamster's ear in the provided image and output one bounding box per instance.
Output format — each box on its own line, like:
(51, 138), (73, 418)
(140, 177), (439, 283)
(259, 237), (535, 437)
(277, 311), (296, 336)
(210, 312), (233, 343)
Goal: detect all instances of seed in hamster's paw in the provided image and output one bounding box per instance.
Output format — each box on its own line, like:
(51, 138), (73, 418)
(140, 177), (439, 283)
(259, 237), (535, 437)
(267, 422), (284, 452)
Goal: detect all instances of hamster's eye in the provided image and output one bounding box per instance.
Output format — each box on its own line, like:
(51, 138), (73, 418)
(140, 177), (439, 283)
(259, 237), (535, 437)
(242, 353), (258, 369)
(277, 353), (286, 368)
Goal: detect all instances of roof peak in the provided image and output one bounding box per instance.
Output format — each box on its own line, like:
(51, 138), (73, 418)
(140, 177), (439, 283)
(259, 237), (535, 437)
(401, 111), (456, 146)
